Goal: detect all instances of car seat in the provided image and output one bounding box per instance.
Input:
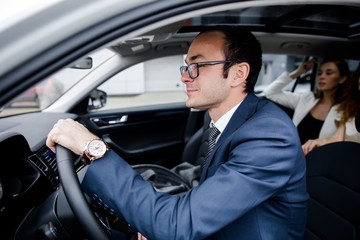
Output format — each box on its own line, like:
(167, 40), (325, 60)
(132, 111), (211, 194)
(180, 110), (211, 165)
(304, 141), (360, 240)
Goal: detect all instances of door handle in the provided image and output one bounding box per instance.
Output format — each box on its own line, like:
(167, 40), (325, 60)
(90, 115), (128, 127)
(108, 115), (128, 124)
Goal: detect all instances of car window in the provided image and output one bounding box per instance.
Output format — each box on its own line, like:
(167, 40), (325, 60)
(2, 53), (355, 116)
(96, 54), (308, 111)
(97, 55), (187, 110)
(0, 53), (310, 116)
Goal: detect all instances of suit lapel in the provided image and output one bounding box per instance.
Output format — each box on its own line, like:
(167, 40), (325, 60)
(200, 93), (260, 182)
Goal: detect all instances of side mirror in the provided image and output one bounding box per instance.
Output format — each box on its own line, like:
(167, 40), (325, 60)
(88, 89), (107, 111)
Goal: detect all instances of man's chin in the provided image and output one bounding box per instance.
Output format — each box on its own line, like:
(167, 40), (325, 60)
(186, 101), (207, 110)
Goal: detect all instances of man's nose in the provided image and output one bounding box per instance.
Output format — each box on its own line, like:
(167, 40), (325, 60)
(181, 71), (194, 83)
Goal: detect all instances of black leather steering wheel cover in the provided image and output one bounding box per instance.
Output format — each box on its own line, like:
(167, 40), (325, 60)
(56, 145), (112, 240)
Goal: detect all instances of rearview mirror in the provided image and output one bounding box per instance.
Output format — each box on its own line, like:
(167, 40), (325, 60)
(69, 57), (93, 69)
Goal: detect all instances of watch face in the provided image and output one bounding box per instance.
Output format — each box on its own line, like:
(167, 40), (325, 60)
(88, 139), (107, 158)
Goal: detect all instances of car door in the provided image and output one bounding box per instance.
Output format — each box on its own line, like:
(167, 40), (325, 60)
(79, 103), (205, 168)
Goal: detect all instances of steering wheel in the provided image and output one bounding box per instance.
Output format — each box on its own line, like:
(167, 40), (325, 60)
(56, 145), (112, 240)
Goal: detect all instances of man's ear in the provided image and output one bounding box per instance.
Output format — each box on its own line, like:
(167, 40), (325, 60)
(231, 62), (250, 87)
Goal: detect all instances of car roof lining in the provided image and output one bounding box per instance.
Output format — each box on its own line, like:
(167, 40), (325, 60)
(110, 3), (360, 60)
(178, 4), (360, 39)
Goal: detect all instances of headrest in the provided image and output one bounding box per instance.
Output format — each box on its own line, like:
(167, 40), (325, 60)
(356, 110), (360, 133)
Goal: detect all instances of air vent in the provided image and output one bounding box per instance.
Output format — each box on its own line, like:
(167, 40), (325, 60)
(28, 147), (59, 189)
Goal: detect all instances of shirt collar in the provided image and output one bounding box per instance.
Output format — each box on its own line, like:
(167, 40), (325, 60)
(210, 101), (243, 134)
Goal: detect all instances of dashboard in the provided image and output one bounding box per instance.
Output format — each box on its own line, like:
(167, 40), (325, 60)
(0, 112), (77, 239)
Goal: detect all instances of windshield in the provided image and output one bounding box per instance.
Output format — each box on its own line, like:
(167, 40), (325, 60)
(0, 64), (91, 117)
(0, 48), (117, 118)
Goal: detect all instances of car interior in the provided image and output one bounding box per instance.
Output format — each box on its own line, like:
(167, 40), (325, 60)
(0, 1), (359, 240)
(305, 141), (360, 240)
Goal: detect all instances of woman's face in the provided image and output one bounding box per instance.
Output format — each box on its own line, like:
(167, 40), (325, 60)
(316, 62), (346, 93)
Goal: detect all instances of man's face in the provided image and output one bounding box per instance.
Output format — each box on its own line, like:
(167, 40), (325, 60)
(181, 31), (231, 110)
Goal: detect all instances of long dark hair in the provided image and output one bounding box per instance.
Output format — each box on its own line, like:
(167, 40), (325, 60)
(337, 63), (360, 124)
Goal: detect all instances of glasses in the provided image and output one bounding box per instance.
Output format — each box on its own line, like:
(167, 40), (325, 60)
(180, 61), (232, 79)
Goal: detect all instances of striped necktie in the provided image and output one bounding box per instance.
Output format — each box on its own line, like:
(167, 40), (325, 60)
(207, 126), (220, 158)
(201, 126), (220, 169)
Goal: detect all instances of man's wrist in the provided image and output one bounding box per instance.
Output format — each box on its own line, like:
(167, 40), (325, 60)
(82, 138), (109, 165)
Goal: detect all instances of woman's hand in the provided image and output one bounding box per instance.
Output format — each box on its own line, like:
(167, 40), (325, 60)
(302, 123), (346, 155)
(302, 138), (328, 155)
(290, 58), (316, 79)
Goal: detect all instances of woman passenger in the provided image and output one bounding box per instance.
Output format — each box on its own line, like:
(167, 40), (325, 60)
(302, 62), (360, 154)
(263, 58), (350, 144)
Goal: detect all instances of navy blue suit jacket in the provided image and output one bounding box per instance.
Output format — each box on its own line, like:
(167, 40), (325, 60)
(82, 93), (308, 240)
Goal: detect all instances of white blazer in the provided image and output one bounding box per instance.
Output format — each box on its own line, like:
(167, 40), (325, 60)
(263, 72), (340, 139)
(345, 118), (360, 142)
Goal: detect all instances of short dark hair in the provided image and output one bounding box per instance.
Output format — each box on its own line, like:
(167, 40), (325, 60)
(199, 26), (263, 92)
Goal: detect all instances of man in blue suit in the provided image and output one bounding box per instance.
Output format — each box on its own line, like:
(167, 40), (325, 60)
(47, 27), (308, 239)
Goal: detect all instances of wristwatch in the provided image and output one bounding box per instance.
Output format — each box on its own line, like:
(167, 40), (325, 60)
(82, 139), (109, 165)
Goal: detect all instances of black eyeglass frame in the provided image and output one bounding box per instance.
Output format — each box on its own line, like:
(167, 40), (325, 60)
(180, 61), (233, 79)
